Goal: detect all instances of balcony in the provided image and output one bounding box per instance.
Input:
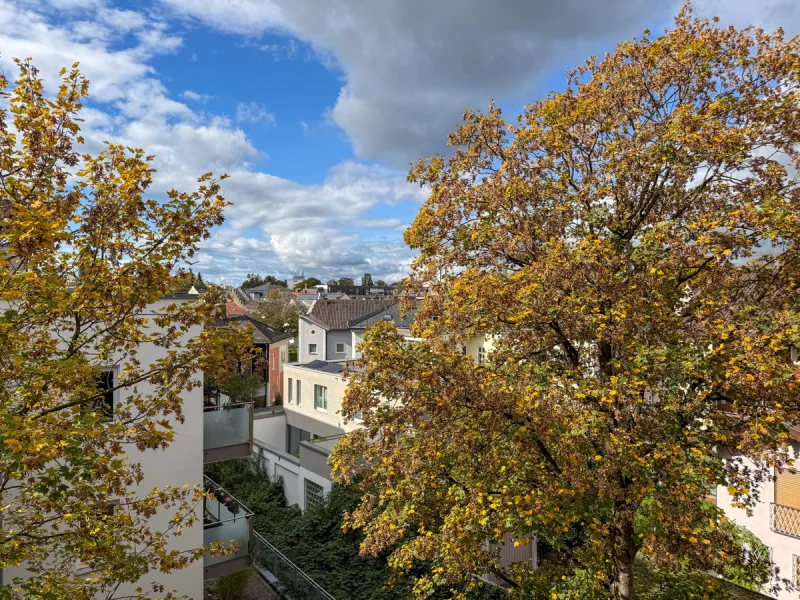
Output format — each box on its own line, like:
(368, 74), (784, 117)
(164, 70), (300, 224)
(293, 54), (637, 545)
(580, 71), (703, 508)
(203, 476), (253, 579)
(770, 502), (800, 539)
(203, 403), (253, 464)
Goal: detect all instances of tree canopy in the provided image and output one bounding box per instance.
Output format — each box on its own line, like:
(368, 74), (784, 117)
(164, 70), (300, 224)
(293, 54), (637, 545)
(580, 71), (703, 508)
(241, 274), (286, 289)
(337, 277), (355, 286)
(294, 277), (322, 289)
(334, 9), (800, 600)
(362, 273), (374, 287)
(247, 290), (306, 336)
(0, 60), (251, 599)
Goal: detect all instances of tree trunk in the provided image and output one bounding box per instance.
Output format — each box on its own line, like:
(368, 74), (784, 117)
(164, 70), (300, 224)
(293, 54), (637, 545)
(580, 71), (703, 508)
(612, 517), (637, 600)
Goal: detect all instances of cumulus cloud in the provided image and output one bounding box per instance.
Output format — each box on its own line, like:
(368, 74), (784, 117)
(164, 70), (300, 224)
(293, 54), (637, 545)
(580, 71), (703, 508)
(0, 0), (422, 285)
(161, 0), (800, 168)
(159, 0), (672, 166)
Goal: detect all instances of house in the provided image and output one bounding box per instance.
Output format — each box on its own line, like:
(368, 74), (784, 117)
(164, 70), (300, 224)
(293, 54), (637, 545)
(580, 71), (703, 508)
(215, 315), (292, 408)
(1, 293), (259, 594)
(326, 284), (396, 296)
(242, 283), (288, 301)
(713, 433), (800, 597)
(251, 359), (356, 512)
(298, 297), (397, 362)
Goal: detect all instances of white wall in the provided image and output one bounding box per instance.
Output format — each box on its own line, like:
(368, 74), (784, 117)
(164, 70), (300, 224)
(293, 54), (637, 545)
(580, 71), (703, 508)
(283, 364), (360, 434)
(298, 317), (326, 363)
(326, 330), (352, 360)
(715, 442), (800, 600)
(253, 443), (332, 512)
(253, 410), (287, 451)
(3, 298), (204, 599)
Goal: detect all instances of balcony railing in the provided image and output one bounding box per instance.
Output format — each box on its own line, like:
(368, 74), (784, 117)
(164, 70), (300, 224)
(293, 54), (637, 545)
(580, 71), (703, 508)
(770, 502), (800, 539)
(252, 531), (335, 600)
(203, 476), (253, 579)
(203, 402), (253, 464)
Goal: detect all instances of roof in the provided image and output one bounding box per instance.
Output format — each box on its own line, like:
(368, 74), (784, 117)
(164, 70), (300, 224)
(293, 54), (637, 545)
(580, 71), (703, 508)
(302, 359), (346, 374)
(244, 283), (287, 293)
(214, 315), (292, 344)
(348, 300), (418, 329)
(225, 302), (246, 317)
(305, 298), (397, 330)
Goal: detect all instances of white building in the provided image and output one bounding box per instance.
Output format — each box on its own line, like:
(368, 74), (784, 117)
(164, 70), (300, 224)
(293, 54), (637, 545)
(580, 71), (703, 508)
(714, 440), (800, 598)
(298, 298), (417, 363)
(1, 294), (257, 595)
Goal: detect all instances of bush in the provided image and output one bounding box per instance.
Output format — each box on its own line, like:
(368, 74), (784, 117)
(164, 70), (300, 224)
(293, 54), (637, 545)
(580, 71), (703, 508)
(213, 569), (252, 600)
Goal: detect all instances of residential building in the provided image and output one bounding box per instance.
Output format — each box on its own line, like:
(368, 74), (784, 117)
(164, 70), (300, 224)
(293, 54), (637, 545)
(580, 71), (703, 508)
(298, 297), (397, 362)
(326, 284), (396, 296)
(214, 315), (291, 408)
(243, 283), (288, 301)
(714, 439), (800, 597)
(1, 294), (257, 595)
(251, 360), (355, 512)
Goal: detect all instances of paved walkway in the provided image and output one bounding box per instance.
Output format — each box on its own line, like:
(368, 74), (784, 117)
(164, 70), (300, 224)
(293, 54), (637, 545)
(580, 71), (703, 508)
(242, 573), (282, 600)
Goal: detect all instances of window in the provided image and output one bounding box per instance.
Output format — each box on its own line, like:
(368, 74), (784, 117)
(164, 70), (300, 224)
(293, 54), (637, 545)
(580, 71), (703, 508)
(92, 369), (115, 420)
(296, 379), (302, 405)
(281, 348), (286, 362)
(314, 385), (328, 412)
(304, 478), (324, 511)
(335, 342), (345, 354)
(308, 343), (318, 354)
(310, 329), (316, 335)
(382, 314), (392, 321)
(288, 378), (293, 403)
(478, 347), (486, 365)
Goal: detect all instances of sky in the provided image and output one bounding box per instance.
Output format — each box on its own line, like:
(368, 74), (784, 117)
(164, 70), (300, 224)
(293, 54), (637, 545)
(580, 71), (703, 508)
(0, 0), (798, 286)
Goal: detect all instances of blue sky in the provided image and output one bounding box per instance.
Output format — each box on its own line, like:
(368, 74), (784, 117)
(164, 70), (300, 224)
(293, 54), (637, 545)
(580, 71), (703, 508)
(1, 0), (796, 285)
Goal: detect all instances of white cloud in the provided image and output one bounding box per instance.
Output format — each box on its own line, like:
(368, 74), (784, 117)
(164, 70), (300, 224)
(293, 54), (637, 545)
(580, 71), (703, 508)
(235, 102), (277, 126)
(159, 0), (800, 168)
(183, 90), (214, 102)
(0, 0), (421, 286)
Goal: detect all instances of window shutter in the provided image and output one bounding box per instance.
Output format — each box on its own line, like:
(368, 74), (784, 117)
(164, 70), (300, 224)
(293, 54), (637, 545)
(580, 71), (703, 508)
(776, 469), (800, 509)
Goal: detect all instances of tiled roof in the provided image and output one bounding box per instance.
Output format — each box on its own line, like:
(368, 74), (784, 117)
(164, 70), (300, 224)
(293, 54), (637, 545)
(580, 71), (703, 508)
(305, 298), (396, 330)
(214, 315), (292, 344)
(225, 302), (246, 317)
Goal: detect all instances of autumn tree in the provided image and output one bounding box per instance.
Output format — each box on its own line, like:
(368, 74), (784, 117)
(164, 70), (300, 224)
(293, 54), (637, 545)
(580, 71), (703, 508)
(334, 9), (800, 600)
(0, 60), (251, 599)
(247, 290), (306, 337)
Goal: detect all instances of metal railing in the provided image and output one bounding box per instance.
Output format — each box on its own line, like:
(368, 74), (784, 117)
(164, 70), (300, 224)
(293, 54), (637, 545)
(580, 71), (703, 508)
(770, 503), (800, 539)
(252, 531), (335, 600)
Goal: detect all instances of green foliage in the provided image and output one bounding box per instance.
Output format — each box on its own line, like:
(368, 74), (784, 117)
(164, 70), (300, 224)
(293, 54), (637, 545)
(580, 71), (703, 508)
(205, 456), (502, 600)
(173, 270), (208, 292)
(206, 372), (264, 405)
(247, 291), (306, 336)
(361, 273), (374, 287)
(375, 280), (388, 287)
(214, 569), (252, 600)
(337, 277), (354, 286)
(241, 274), (287, 289)
(295, 277), (322, 289)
